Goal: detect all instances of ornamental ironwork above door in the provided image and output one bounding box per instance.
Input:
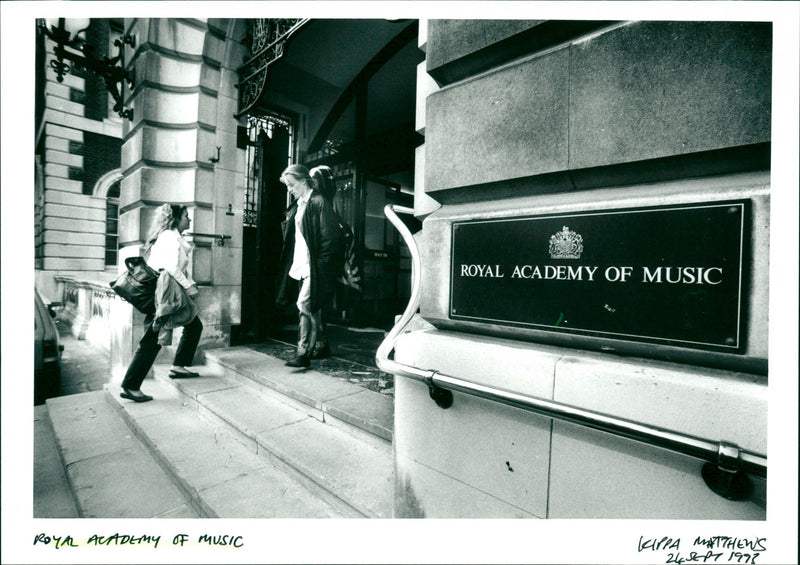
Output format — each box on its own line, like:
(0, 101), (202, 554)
(237, 18), (308, 117)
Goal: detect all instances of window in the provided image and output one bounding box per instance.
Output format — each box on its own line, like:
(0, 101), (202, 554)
(105, 182), (120, 266)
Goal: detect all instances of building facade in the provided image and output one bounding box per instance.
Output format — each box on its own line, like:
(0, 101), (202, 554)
(35, 17), (770, 518)
(35, 19), (126, 346)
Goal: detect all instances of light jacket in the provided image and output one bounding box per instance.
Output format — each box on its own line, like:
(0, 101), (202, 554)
(147, 229), (196, 290)
(153, 271), (199, 345)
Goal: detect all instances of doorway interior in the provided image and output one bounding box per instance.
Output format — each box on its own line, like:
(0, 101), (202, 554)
(234, 19), (423, 350)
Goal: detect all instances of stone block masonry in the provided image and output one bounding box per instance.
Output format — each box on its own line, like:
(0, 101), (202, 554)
(424, 21), (771, 200)
(398, 19), (771, 521)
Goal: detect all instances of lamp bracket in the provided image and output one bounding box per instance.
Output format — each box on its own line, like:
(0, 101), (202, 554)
(38, 18), (136, 120)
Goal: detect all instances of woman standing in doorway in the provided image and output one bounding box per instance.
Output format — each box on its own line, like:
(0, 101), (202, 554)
(306, 165), (339, 359)
(276, 165), (343, 367)
(120, 204), (203, 402)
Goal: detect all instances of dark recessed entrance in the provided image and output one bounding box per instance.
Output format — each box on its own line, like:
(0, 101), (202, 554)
(234, 19), (422, 349)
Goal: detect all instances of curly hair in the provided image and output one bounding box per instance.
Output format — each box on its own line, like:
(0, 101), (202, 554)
(144, 203), (186, 254)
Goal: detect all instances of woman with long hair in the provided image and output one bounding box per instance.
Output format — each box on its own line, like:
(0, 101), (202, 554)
(310, 164), (336, 202)
(276, 164), (343, 367)
(120, 204), (203, 402)
(307, 165), (337, 359)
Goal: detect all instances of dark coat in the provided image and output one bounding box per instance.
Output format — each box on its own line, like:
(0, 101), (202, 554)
(276, 191), (344, 312)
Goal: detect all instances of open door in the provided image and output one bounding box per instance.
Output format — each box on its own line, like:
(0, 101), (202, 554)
(235, 115), (291, 343)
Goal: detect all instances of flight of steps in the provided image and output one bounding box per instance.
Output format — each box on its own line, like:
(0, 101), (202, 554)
(40, 346), (395, 518)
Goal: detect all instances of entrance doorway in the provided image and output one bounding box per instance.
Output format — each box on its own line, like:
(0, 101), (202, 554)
(235, 19), (422, 345)
(234, 114), (292, 343)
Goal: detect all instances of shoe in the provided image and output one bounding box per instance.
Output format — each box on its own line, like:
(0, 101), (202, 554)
(120, 388), (153, 402)
(169, 368), (200, 379)
(285, 355), (310, 368)
(310, 343), (331, 359)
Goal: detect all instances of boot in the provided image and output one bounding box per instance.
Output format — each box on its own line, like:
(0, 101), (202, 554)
(310, 342), (331, 359)
(285, 354), (310, 368)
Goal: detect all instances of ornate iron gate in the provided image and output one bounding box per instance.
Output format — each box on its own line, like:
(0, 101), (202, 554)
(243, 114), (292, 227)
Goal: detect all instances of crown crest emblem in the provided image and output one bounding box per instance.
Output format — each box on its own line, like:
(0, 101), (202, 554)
(549, 226), (583, 259)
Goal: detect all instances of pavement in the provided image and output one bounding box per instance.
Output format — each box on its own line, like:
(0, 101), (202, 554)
(48, 389), (200, 518)
(55, 318), (113, 397)
(32, 320), (115, 518)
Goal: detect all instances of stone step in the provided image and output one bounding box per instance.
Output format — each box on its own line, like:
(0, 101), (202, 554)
(45, 346), (395, 518)
(136, 357), (394, 518)
(34, 405), (79, 518)
(44, 390), (199, 518)
(204, 346), (394, 448)
(106, 377), (352, 518)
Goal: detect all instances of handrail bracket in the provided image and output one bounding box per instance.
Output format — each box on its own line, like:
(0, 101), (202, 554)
(701, 442), (753, 500)
(377, 203), (766, 503)
(185, 232), (232, 246)
(425, 371), (453, 409)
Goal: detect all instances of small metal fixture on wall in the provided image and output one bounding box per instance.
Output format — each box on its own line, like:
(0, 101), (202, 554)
(37, 18), (136, 120)
(209, 146), (221, 164)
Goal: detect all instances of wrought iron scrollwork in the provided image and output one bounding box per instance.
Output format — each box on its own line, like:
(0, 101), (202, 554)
(237, 18), (308, 117)
(242, 114), (292, 227)
(37, 19), (136, 120)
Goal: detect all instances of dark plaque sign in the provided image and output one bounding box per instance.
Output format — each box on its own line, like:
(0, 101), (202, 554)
(450, 201), (748, 352)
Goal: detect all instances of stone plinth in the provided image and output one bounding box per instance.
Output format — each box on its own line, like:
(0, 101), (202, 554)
(424, 21), (771, 200)
(426, 20), (608, 86)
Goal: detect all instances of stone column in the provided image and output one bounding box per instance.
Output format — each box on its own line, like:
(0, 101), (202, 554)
(114, 18), (247, 374)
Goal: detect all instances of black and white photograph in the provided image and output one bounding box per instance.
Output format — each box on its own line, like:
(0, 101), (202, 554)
(2, 1), (798, 564)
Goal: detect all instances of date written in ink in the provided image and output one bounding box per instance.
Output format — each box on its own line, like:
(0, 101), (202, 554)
(638, 536), (765, 565)
(665, 551), (760, 564)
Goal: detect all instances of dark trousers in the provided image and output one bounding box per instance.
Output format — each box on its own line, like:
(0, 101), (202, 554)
(121, 315), (203, 390)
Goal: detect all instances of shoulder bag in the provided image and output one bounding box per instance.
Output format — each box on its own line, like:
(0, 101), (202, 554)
(109, 256), (159, 314)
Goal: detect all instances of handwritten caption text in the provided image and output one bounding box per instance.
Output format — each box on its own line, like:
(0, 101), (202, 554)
(33, 532), (244, 549)
(638, 535), (766, 564)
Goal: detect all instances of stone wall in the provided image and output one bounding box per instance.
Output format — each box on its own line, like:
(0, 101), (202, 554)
(424, 20), (771, 202)
(114, 18), (248, 372)
(396, 19), (770, 518)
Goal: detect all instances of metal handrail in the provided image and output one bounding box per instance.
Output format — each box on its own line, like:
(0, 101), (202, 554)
(376, 204), (767, 481)
(184, 232), (231, 246)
